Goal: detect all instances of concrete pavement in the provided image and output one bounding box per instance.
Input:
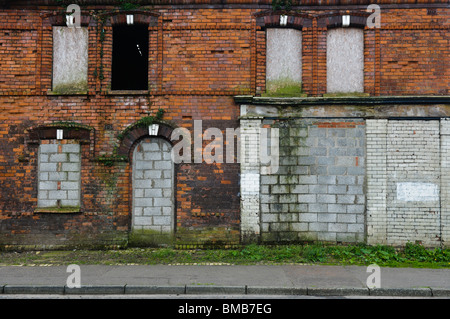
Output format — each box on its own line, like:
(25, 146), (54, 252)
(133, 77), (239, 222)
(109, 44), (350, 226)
(0, 264), (449, 297)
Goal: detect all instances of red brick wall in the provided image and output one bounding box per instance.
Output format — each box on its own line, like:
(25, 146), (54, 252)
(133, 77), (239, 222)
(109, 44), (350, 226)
(0, 2), (448, 248)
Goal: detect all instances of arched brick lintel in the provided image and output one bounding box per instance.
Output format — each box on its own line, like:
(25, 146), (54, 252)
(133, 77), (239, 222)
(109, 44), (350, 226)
(117, 123), (175, 158)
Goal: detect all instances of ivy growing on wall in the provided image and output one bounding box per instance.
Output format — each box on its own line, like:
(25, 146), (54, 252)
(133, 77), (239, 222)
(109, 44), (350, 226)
(117, 108), (165, 141)
(272, 0), (292, 11)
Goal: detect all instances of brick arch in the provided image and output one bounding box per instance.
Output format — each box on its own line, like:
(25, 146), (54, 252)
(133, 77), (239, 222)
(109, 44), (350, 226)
(42, 12), (96, 27)
(26, 124), (92, 144)
(318, 12), (370, 29)
(255, 10), (313, 30)
(117, 122), (175, 159)
(99, 10), (159, 27)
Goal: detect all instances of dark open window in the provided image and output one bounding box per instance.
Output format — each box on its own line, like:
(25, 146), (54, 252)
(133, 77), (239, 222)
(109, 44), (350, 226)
(111, 24), (149, 90)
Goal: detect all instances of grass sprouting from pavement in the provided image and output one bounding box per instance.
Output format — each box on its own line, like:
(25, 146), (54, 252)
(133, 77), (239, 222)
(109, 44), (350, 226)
(0, 242), (449, 268)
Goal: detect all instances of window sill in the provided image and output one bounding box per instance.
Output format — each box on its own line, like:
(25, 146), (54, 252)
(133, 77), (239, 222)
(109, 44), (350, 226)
(107, 90), (149, 95)
(47, 90), (88, 96)
(34, 207), (81, 214)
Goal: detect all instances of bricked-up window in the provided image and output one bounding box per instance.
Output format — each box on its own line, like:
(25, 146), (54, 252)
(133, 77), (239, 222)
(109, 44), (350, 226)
(37, 141), (81, 211)
(111, 25), (149, 90)
(52, 27), (88, 93)
(326, 28), (364, 94)
(266, 28), (302, 95)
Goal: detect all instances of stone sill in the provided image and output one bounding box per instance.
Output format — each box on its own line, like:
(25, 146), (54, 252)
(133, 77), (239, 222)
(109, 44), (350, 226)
(234, 95), (450, 106)
(47, 90), (88, 96)
(34, 207), (81, 214)
(107, 90), (149, 95)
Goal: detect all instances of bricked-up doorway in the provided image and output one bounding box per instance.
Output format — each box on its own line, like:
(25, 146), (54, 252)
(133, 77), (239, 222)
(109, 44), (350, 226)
(131, 138), (174, 245)
(111, 24), (149, 90)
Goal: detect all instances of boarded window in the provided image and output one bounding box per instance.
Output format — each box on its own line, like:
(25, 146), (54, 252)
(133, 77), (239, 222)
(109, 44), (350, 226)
(52, 27), (88, 93)
(266, 28), (302, 95)
(326, 28), (364, 94)
(37, 142), (81, 210)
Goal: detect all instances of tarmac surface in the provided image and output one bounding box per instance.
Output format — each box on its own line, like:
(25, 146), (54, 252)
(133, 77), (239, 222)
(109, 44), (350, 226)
(0, 264), (449, 297)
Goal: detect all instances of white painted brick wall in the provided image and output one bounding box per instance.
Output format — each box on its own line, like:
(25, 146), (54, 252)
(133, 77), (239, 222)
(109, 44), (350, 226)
(367, 119), (446, 247)
(240, 119), (262, 240)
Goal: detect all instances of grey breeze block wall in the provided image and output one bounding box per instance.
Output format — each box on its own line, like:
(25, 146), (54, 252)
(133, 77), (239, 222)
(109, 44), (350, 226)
(132, 138), (174, 235)
(38, 141), (81, 208)
(260, 118), (366, 243)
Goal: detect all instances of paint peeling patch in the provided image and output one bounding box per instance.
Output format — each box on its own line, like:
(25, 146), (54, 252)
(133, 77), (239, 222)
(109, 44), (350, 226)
(396, 182), (439, 202)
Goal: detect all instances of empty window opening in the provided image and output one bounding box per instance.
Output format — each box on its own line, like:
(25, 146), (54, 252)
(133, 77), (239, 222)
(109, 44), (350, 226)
(112, 25), (149, 90)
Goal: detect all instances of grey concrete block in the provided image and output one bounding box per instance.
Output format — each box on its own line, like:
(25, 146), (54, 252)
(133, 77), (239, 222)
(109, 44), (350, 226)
(337, 176), (356, 185)
(140, 141), (161, 152)
(299, 213), (317, 222)
(134, 180), (152, 189)
(318, 175), (336, 185)
(37, 199), (58, 207)
(328, 166), (347, 175)
(48, 172), (67, 181)
(328, 185), (348, 194)
(328, 223), (348, 232)
(328, 204), (347, 213)
(62, 162), (80, 172)
(318, 213), (336, 223)
(39, 163), (58, 172)
(337, 195), (356, 204)
(309, 222), (327, 232)
(153, 216), (171, 226)
(40, 144), (58, 153)
(48, 190), (68, 200)
(337, 214), (356, 223)
(49, 153), (68, 162)
(298, 194), (317, 203)
(60, 181), (79, 190)
(69, 153), (80, 162)
(39, 181), (58, 190)
(299, 175), (317, 184)
(308, 203), (328, 213)
(60, 199), (80, 207)
(317, 194), (336, 204)
(134, 198), (153, 207)
(291, 184), (309, 194)
(154, 161), (172, 170)
(67, 190), (79, 200)
(144, 152), (162, 161)
(68, 172), (80, 181)
(135, 161), (153, 170)
(153, 179), (172, 188)
(153, 197), (173, 207)
(261, 175), (278, 185)
(62, 144), (80, 153)
(144, 170), (162, 179)
(144, 188), (162, 198)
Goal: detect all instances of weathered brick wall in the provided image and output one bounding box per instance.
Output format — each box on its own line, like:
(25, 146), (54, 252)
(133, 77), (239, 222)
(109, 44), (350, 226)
(0, 1), (448, 248)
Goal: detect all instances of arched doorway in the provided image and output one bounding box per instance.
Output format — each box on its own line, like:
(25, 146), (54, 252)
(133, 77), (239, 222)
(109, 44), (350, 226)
(131, 137), (174, 245)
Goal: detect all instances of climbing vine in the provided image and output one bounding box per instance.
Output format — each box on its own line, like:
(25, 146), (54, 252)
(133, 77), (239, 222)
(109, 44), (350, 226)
(117, 108), (165, 141)
(272, 0), (292, 11)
